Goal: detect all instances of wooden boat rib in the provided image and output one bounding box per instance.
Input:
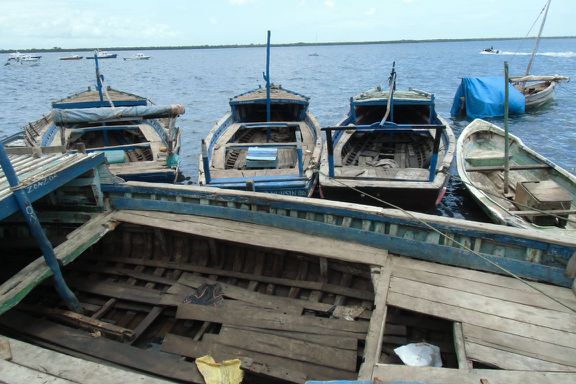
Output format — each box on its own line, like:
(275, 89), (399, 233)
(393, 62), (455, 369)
(457, 118), (576, 235)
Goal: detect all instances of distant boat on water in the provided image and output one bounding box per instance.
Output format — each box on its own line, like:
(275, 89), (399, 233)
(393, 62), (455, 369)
(59, 55), (83, 61)
(86, 50), (117, 59)
(123, 53), (151, 61)
(480, 47), (499, 54)
(5, 52), (41, 65)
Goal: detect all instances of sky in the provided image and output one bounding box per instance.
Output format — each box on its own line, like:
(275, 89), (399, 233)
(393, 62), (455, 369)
(0, 0), (574, 49)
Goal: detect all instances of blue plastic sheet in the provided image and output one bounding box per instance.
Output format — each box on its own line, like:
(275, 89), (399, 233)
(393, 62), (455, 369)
(450, 77), (525, 119)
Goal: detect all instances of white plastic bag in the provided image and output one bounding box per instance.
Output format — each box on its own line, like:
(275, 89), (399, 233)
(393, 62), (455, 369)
(394, 342), (443, 367)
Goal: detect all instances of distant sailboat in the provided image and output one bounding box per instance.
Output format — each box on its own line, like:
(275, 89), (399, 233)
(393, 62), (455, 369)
(509, 0), (569, 109)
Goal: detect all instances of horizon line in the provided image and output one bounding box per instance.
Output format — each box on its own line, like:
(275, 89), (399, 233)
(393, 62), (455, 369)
(1, 35), (574, 53)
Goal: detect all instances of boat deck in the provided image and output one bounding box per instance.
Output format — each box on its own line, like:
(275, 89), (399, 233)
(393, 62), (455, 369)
(365, 255), (576, 383)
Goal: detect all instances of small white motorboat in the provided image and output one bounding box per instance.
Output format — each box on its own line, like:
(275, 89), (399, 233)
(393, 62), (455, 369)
(123, 53), (151, 61)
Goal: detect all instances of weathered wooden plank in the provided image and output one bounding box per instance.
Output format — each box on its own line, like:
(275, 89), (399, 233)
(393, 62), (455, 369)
(113, 210), (388, 266)
(0, 358), (75, 384)
(176, 301), (368, 337)
(465, 342), (576, 372)
(130, 307), (163, 345)
(22, 306), (134, 340)
(453, 322), (472, 371)
(0, 311), (203, 383)
(69, 279), (163, 305)
(2, 336), (172, 384)
(392, 265), (576, 313)
(222, 325), (357, 350)
(372, 364), (576, 384)
(391, 255), (576, 303)
(161, 333), (356, 383)
(387, 292), (576, 349)
(462, 323), (576, 367)
(358, 260), (391, 380)
(389, 276), (576, 332)
(0, 337), (12, 360)
(216, 327), (357, 371)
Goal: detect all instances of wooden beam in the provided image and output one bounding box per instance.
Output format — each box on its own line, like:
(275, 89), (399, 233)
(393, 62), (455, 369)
(466, 163), (551, 172)
(358, 258), (392, 380)
(453, 322), (472, 371)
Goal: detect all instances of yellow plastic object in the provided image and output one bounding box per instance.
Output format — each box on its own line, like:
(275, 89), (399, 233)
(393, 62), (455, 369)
(195, 355), (243, 384)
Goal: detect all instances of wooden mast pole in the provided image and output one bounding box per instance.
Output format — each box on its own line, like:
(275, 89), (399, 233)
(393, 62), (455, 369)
(504, 62), (510, 195)
(525, 0), (551, 76)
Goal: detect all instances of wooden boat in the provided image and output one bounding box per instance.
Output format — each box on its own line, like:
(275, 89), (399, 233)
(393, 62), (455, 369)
(1, 149), (576, 383)
(457, 118), (576, 235)
(59, 55), (83, 60)
(320, 66), (455, 210)
(1, 57), (184, 183)
(198, 32), (322, 197)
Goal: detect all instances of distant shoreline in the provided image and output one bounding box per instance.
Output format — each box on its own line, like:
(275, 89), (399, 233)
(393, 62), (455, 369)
(1, 36), (574, 53)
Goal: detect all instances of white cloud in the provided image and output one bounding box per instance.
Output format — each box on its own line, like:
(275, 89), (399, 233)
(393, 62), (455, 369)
(365, 8), (376, 16)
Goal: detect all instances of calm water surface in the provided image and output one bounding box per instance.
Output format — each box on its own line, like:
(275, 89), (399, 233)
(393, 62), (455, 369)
(1, 39), (575, 220)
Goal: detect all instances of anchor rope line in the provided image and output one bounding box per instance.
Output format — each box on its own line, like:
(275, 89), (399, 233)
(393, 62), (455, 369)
(318, 169), (576, 314)
(453, 174), (576, 226)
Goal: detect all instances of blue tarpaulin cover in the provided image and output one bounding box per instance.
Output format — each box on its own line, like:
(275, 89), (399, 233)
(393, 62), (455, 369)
(450, 77), (525, 119)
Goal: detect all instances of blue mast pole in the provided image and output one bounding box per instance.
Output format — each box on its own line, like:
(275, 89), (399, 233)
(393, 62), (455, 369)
(0, 144), (82, 313)
(265, 30), (271, 141)
(94, 51), (104, 103)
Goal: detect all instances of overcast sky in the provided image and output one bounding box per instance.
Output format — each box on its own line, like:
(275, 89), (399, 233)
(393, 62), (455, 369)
(0, 0), (574, 49)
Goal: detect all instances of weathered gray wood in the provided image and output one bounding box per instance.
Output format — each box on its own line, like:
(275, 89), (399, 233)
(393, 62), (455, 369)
(465, 342), (576, 372)
(0, 337), (12, 360)
(466, 163), (551, 172)
(2, 336), (172, 384)
(0, 358), (75, 384)
(68, 279), (163, 305)
(372, 364), (576, 384)
(216, 327), (357, 371)
(176, 301), (368, 337)
(130, 307), (163, 345)
(113, 210), (388, 266)
(0, 311), (203, 383)
(358, 260), (391, 380)
(462, 323), (576, 367)
(90, 298), (116, 319)
(222, 325), (357, 350)
(161, 333), (356, 383)
(386, 292), (576, 349)
(453, 322), (472, 371)
(389, 276), (576, 332)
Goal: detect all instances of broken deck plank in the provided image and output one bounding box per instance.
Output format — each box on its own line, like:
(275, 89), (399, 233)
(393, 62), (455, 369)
(0, 311), (203, 383)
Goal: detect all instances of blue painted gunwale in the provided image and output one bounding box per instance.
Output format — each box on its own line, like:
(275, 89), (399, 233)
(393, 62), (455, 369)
(0, 153), (105, 221)
(102, 183), (575, 286)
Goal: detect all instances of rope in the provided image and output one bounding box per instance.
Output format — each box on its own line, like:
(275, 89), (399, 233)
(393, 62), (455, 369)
(318, 170), (576, 313)
(508, 2), (547, 66)
(99, 76), (116, 109)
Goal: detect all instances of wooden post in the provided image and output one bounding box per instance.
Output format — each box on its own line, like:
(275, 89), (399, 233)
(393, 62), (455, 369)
(201, 139), (211, 184)
(504, 62), (510, 195)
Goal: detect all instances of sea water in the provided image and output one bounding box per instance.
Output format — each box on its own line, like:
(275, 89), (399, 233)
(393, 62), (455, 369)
(1, 38), (574, 220)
